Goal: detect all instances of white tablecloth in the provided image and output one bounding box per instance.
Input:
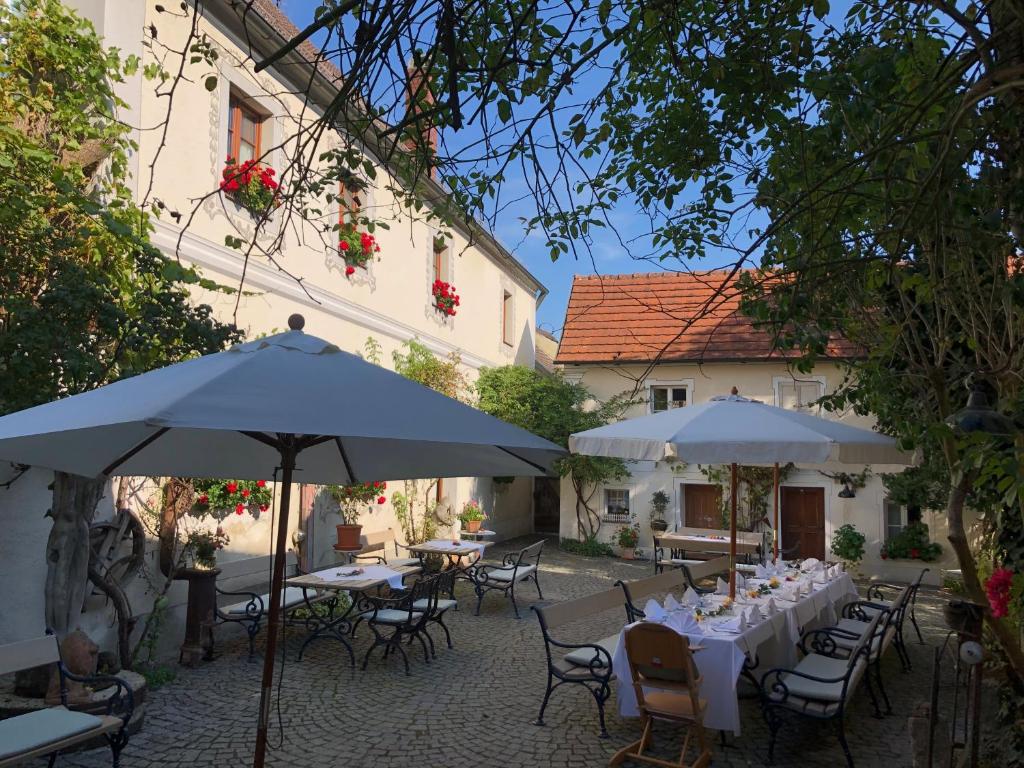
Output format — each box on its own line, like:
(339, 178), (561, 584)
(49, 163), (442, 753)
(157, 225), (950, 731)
(613, 573), (857, 734)
(312, 564), (407, 590)
(420, 538), (486, 558)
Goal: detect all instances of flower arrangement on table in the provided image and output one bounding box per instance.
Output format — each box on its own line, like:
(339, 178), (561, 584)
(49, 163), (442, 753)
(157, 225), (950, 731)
(220, 156), (280, 213)
(768, 576), (781, 589)
(192, 478), (272, 520)
(328, 480), (387, 525)
(338, 226), (380, 276)
(694, 603), (726, 621)
(186, 527), (229, 570)
(459, 499), (487, 532)
(748, 583), (774, 599)
(432, 279), (460, 316)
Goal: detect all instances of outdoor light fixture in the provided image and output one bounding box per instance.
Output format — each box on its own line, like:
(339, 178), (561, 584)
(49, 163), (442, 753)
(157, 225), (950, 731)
(946, 381), (1015, 436)
(837, 484), (856, 499)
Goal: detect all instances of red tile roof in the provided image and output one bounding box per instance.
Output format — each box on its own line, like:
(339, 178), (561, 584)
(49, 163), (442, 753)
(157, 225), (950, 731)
(555, 271), (858, 364)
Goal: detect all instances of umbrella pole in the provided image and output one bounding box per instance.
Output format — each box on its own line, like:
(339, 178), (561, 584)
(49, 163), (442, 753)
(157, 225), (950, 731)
(729, 462), (737, 600)
(253, 439), (297, 768)
(772, 462), (780, 563)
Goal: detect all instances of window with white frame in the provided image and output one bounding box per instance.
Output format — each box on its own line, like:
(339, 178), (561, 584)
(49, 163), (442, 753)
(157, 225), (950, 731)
(648, 381), (692, 413)
(884, 498), (922, 541)
(773, 376), (825, 411)
(603, 488), (630, 521)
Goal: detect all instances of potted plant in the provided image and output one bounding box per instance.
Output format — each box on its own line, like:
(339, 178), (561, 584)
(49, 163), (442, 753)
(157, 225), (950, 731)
(339, 226), (380, 276)
(219, 156), (281, 214)
(880, 522), (943, 561)
(830, 523), (865, 573)
(459, 499), (486, 533)
(186, 527), (229, 570)
(327, 481), (387, 549)
(432, 279), (460, 316)
(192, 478), (273, 520)
(616, 524), (640, 560)
(649, 490), (670, 532)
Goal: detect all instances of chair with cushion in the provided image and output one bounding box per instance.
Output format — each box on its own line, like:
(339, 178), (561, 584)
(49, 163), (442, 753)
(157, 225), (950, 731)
(0, 635), (133, 768)
(415, 567), (459, 656)
(532, 587), (627, 737)
(653, 536), (704, 576)
(359, 573), (440, 675)
(352, 528), (420, 568)
(865, 567), (929, 651)
(610, 622), (711, 768)
(470, 539), (544, 618)
(617, 568), (688, 622)
(760, 611), (883, 768)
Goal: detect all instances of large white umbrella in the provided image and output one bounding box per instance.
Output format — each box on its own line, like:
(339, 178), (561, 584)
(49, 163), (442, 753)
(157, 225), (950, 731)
(570, 393), (911, 597)
(0, 315), (564, 768)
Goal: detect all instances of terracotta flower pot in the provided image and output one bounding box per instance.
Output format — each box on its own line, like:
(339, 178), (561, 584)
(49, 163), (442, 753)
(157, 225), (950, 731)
(335, 523), (362, 551)
(619, 547), (635, 560)
(466, 519), (482, 533)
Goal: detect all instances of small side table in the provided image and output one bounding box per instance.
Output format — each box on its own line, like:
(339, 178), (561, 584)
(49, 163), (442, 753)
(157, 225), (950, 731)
(332, 544), (363, 565)
(176, 566), (220, 666)
(458, 528), (496, 541)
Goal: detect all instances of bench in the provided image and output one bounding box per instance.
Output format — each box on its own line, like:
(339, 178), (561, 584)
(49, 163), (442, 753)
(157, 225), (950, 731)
(216, 584), (331, 660)
(532, 587), (631, 737)
(351, 528), (420, 568)
(0, 635), (132, 768)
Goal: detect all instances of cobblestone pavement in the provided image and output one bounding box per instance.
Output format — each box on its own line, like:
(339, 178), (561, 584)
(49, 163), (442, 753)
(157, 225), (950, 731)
(55, 538), (968, 768)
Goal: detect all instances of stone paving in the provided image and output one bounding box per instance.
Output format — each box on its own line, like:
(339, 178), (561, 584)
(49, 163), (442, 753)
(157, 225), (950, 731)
(53, 537), (972, 768)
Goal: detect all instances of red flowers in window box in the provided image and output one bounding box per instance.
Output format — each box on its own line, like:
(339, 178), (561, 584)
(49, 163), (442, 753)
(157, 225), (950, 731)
(339, 226), (380, 274)
(432, 279), (459, 316)
(220, 156), (281, 214)
(192, 478), (273, 521)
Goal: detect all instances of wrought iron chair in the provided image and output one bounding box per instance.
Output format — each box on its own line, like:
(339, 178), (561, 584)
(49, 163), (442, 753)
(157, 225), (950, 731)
(359, 572), (440, 675)
(470, 539), (544, 617)
(414, 567), (459, 657)
(610, 622), (711, 768)
(352, 528), (420, 568)
(617, 568), (688, 622)
(865, 567), (929, 648)
(532, 587), (626, 737)
(215, 584), (332, 660)
(760, 610), (883, 768)
(678, 555), (731, 596)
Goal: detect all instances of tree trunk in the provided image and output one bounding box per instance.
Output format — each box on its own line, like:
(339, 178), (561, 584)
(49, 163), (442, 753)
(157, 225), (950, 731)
(946, 472), (1024, 682)
(158, 478), (192, 577)
(45, 472), (105, 637)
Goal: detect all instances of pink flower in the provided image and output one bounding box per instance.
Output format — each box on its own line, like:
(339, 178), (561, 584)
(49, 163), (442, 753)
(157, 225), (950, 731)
(985, 567), (1015, 618)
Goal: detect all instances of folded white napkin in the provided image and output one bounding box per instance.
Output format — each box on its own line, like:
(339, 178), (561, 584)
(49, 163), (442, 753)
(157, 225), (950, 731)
(716, 576), (730, 595)
(746, 605), (763, 624)
(644, 598), (667, 622)
(755, 563), (771, 578)
(667, 610), (702, 635)
(664, 593), (681, 612)
(766, 597), (778, 616)
(717, 612), (747, 633)
(812, 570), (827, 584)
(801, 557), (820, 570)
(682, 587), (701, 607)
(781, 585), (798, 601)
(828, 564), (840, 580)
(734, 571), (746, 588)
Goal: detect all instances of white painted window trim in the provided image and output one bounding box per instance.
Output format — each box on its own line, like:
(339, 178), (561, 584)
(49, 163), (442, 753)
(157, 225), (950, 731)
(499, 278), (516, 358)
(772, 374), (826, 411)
(425, 229), (455, 328)
(882, 496), (908, 542)
(644, 378), (695, 414)
(329, 169), (378, 285)
(602, 486), (632, 522)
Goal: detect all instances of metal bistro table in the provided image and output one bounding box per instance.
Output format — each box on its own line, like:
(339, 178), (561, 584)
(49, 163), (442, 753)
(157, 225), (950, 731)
(406, 538), (492, 597)
(288, 563), (420, 665)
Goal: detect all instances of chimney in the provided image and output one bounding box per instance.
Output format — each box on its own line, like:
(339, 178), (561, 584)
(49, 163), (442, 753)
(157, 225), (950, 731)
(405, 63), (437, 179)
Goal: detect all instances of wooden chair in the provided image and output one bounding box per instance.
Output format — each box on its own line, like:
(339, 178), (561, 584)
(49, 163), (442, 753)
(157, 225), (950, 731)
(0, 635), (133, 767)
(609, 623), (711, 768)
(532, 588), (628, 737)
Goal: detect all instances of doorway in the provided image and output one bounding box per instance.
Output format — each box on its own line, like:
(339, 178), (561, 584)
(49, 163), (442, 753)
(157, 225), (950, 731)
(682, 484), (723, 529)
(533, 477), (560, 534)
(780, 486), (825, 559)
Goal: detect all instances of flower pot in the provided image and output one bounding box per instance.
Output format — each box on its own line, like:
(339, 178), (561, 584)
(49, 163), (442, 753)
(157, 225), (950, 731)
(651, 518), (669, 533)
(619, 547), (635, 560)
(465, 520), (482, 533)
(335, 523), (362, 551)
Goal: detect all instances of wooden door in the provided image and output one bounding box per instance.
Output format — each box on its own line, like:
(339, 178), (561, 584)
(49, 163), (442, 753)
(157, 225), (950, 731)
(683, 484), (723, 529)
(533, 477), (560, 533)
(780, 486), (825, 559)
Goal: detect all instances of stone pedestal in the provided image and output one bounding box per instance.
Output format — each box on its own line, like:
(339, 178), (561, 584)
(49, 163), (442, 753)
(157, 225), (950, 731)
(175, 567), (220, 666)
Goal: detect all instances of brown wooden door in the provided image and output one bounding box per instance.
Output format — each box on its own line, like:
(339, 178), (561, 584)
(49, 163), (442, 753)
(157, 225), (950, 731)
(683, 484), (723, 529)
(780, 486), (825, 559)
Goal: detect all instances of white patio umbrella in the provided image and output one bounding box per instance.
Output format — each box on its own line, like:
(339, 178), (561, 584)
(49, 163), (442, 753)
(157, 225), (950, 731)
(570, 393), (912, 598)
(0, 315), (564, 768)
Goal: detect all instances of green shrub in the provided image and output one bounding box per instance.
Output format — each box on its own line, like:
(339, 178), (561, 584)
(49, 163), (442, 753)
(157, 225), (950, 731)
(880, 522), (942, 561)
(830, 523), (866, 564)
(560, 536), (614, 557)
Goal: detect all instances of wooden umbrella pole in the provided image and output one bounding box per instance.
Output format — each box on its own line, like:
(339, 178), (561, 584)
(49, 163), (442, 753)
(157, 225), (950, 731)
(729, 462), (738, 600)
(253, 439), (297, 768)
(773, 462), (780, 563)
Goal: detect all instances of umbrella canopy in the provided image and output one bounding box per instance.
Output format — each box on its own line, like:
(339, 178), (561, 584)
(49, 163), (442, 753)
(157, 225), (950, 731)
(569, 394), (911, 466)
(0, 322), (564, 481)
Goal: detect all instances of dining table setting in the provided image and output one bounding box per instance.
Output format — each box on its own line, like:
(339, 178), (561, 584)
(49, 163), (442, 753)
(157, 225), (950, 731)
(613, 558), (858, 735)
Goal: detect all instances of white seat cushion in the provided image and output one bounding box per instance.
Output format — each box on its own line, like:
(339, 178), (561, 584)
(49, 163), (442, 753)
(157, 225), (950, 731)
(412, 598), (457, 612)
(0, 707), (104, 760)
(363, 609), (423, 624)
(485, 564), (537, 583)
(223, 587), (314, 616)
(386, 557), (421, 568)
(780, 653), (859, 702)
(564, 634), (620, 669)
(667, 558), (704, 566)
(831, 620), (893, 654)
(735, 564), (758, 573)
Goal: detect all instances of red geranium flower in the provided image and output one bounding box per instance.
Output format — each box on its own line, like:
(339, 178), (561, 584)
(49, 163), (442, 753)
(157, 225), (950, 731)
(345, 265), (355, 276)
(985, 567), (1014, 618)
(256, 480), (266, 488)
(235, 503), (245, 514)
(340, 240), (350, 251)
(226, 482), (238, 494)
(377, 496), (386, 504)
(259, 503), (269, 512)
(241, 489), (251, 499)
(198, 494), (209, 505)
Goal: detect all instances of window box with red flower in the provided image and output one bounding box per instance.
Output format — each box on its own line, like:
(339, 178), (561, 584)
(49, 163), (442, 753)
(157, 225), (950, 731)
(219, 156), (281, 215)
(338, 227), (381, 277)
(327, 481), (387, 549)
(432, 279), (460, 316)
(191, 478), (273, 520)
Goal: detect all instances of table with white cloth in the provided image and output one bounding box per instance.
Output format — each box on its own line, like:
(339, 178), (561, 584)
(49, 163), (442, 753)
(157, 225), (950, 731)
(407, 538), (491, 597)
(287, 563), (421, 664)
(613, 572), (857, 735)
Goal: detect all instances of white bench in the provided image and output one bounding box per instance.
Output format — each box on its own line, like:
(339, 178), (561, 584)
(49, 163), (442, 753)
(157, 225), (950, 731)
(0, 635), (132, 767)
